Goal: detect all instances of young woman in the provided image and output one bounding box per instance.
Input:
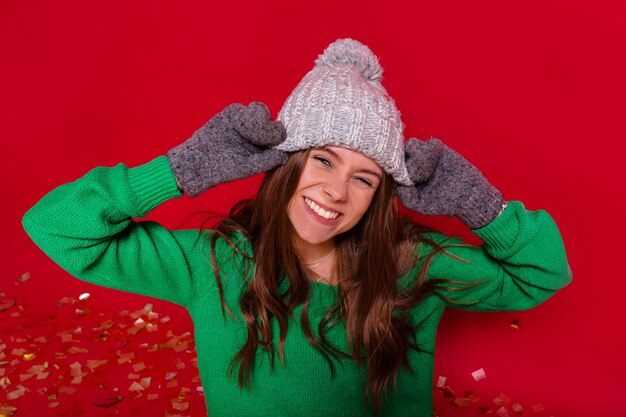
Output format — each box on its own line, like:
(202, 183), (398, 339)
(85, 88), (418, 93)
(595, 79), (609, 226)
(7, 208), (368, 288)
(22, 39), (572, 416)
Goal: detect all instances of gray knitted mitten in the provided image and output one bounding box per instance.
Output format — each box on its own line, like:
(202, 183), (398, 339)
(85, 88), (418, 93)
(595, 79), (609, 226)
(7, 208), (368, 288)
(167, 102), (288, 197)
(396, 138), (504, 229)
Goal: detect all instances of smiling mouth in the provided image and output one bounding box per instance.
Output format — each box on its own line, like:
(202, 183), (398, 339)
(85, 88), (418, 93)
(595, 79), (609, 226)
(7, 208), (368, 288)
(304, 197), (341, 220)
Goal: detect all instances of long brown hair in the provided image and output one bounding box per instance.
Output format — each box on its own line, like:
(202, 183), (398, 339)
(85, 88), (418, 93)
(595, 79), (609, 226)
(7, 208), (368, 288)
(205, 149), (475, 413)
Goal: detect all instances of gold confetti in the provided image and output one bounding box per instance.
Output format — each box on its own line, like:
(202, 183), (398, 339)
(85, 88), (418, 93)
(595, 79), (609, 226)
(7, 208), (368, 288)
(0, 405), (18, 417)
(0, 298), (15, 312)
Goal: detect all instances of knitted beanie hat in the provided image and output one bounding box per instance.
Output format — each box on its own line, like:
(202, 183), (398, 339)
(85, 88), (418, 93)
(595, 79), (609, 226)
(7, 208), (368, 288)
(275, 38), (412, 186)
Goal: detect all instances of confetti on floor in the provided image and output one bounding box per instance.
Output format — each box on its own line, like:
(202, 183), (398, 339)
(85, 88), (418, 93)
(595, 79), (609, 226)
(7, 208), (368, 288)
(0, 273), (206, 417)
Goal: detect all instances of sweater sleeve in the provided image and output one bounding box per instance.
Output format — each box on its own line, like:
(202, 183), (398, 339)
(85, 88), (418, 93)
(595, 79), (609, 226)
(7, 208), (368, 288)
(420, 201), (572, 311)
(22, 156), (216, 307)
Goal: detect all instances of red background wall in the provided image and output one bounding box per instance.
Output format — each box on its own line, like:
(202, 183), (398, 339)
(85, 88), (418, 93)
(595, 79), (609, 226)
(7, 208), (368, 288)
(2, 0), (625, 416)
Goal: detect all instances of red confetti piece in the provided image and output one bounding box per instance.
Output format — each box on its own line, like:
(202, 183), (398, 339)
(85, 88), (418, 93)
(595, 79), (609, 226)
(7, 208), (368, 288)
(532, 403), (545, 412)
(94, 389), (124, 408)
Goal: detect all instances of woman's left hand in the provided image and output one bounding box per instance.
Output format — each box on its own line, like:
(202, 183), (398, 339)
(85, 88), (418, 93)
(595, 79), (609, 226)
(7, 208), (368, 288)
(396, 138), (504, 229)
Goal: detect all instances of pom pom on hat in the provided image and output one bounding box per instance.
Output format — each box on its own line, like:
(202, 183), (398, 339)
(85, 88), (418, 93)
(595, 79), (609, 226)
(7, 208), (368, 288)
(276, 38), (412, 186)
(314, 38), (383, 83)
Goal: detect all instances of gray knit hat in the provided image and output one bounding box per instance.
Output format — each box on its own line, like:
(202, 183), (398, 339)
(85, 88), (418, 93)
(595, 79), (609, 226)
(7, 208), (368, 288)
(275, 38), (412, 186)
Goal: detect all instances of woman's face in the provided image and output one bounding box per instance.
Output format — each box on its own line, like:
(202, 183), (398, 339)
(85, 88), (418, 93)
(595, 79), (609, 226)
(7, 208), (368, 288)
(287, 146), (383, 248)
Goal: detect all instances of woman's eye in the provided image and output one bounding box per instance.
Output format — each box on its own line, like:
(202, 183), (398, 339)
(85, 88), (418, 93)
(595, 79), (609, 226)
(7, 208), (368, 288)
(355, 177), (373, 187)
(313, 156), (332, 167)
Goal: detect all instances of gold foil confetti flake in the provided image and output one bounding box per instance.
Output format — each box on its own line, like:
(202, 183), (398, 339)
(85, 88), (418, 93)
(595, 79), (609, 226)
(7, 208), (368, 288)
(0, 298), (15, 312)
(86, 359), (108, 370)
(69, 362), (83, 376)
(128, 373), (140, 380)
(117, 352), (135, 364)
(10, 348), (26, 356)
(147, 393), (159, 401)
(471, 368), (487, 382)
(128, 381), (145, 392)
(6, 385), (27, 400)
(171, 401), (190, 411)
(436, 376), (446, 388)
(0, 377), (11, 389)
(139, 377), (151, 389)
(127, 318), (147, 335)
(78, 293), (91, 301)
(165, 372), (178, 381)
(532, 403), (545, 412)
(15, 272), (31, 286)
(58, 386), (77, 395)
(56, 296), (78, 307)
(0, 405), (18, 417)
(22, 352), (36, 361)
(9, 312), (20, 319)
(161, 316), (171, 323)
(48, 402), (60, 408)
(67, 347), (89, 355)
(511, 402), (524, 414)
(195, 386), (204, 395)
(132, 362), (146, 372)
(19, 373), (33, 382)
(175, 358), (186, 369)
(146, 323), (158, 332)
(509, 318), (520, 330)
(100, 319), (115, 329)
(75, 308), (90, 317)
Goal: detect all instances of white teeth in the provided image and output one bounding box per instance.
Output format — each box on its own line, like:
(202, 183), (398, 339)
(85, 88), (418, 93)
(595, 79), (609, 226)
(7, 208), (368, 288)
(304, 197), (339, 220)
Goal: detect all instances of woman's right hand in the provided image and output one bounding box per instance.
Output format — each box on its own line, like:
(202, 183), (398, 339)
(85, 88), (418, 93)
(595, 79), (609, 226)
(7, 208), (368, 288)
(167, 102), (288, 197)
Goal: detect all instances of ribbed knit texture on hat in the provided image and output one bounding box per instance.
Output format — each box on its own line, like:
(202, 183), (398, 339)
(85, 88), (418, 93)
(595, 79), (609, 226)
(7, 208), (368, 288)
(275, 39), (412, 186)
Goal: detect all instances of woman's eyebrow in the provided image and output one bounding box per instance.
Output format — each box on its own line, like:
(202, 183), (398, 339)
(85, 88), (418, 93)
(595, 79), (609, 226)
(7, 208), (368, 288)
(319, 148), (382, 180)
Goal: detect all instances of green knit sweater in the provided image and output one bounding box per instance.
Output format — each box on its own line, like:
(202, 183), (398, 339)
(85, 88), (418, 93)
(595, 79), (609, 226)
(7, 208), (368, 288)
(22, 156), (572, 417)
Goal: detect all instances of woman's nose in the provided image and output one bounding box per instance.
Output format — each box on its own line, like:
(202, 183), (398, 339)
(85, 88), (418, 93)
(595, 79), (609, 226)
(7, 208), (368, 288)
(323, 177), (348, 202)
